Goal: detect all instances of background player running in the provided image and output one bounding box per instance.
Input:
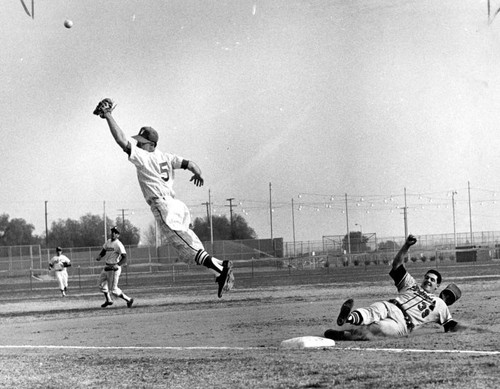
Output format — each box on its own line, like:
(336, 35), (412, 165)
(93, 98), (234, 298)
(96, 226), (134, 308)
(325, 234), (465, 341)
(48, 246), (71, 297)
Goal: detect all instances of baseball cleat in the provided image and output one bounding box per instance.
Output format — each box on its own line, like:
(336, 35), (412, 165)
(216, 260), (234, 298)
(127, 298), (134, 308)
(337, 299), (354, 326)
(101, 301), (114, 308)
(324, 329), (347, 341)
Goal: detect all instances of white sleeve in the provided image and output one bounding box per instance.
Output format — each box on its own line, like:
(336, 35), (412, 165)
(128, 140), (147, 167)
(117, 241), (126, 255)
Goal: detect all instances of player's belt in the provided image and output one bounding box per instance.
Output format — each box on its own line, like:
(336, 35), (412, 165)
(387, 299), (415, 332)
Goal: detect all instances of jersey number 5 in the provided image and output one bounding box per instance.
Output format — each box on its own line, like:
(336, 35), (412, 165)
(159, 162), (170, 182)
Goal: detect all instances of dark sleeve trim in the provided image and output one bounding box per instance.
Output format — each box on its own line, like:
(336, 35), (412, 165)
(389, 264), (406, 287)
(123, 141), (132, 156)
(181, 159), (189, 169)
(444, 320), (458, 332)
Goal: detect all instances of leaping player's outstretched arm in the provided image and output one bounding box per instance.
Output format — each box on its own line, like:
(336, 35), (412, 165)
(103, 113), (129, 151)
(93, 99), (129, 151)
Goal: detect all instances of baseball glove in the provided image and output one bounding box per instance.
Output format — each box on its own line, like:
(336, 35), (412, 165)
(93, 98), (116, 118)
(439, 283), (462, 306)
(63, 262), (71, 268)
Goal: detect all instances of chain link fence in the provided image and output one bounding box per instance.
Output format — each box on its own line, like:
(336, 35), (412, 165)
(2, 232), (500, 283)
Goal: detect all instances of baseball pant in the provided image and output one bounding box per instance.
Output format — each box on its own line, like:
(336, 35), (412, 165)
(150, 199), (206, 262)
(99, 266), (123, 296)
(55, 269), (68, 291)
(355, 301), (408, 337)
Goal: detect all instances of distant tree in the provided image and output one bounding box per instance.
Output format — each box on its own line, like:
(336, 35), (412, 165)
(49, 213), (140, 248)
(192, 217), (211, 242)
(378, 240), (400, 251)
(192, 214), (257, 241)
(0, 214), (40, 246)
(231, 214), (257, 240)
(114, 218), (141, 246)
(342, 231), (369, 253)
(0, 214), (9, 240)
(141, 222), (157, 246)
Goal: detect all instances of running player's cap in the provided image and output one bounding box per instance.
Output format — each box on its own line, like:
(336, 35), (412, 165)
(110, 226), (120, 234)
(132, 126), (159, 143)
(56, 246), (62, 251)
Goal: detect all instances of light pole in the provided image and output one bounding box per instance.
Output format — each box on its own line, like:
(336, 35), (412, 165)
(269, 182), (273, 240)
(355, 223), (362, 252)
(452, 191), (457, 248)
(291, 198), (296, 257)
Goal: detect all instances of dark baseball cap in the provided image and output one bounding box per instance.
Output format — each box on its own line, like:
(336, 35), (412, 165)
(56, 247), (62, 252)
(132, 126), (159, 143)
(110, 226), (120, 234)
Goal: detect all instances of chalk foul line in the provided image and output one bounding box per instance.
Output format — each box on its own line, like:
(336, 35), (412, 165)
(0, 345), (499, 355)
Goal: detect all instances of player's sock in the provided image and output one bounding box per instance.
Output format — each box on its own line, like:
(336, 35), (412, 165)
(120, 293), (130, 301)
(104, 292), (112, 302)
(195, 249), (223, 273)
(347, 311), (363, 325)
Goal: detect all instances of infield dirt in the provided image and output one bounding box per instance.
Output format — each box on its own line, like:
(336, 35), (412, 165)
(0, 261), (499, 388)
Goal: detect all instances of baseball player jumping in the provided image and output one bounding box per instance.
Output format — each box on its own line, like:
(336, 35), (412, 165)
(324, 235), (465, 341)
(93, 98), (234, 298)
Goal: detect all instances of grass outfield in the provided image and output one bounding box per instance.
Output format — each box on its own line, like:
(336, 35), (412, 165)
(0, 261), (499, 388)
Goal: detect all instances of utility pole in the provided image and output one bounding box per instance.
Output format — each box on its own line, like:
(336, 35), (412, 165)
(209, 190), (213, 245)
(452, 191), (457, 247)
(226, 198), (236, 239)
(202, 202), (210, 221)
(117, 208), (132, 233)
(269, 183), (273, 240)
(291, 198), (296, 257)
(202, 201), (212, 243)
(103, 201), (107, 243)
(468, 181), (473, 245)
(403, 187), (408, 238)
(44, 201), (48, 247)
(345, 193), (350, 254)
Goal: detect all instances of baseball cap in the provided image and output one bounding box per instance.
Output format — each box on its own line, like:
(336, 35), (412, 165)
(56, 246), (62, 252)
(132, 126), (159, 144)
(439, 283), (462, 306)
(110, 226), (120, 234)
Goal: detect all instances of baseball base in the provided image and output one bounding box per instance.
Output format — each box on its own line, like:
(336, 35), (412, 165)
(280, 336), (336, 348)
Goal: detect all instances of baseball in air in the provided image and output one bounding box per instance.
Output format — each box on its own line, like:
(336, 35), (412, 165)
(64, 19), (73, 29)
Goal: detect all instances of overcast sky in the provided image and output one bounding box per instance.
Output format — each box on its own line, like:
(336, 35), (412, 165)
(2, 0), (500, 244)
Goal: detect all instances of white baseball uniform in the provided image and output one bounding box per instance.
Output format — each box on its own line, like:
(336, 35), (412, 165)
(127, 141), (210, 266)
(98, 238), (126, 296)
(48, 254), (70, 293)
(354, 265), (453, 337)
